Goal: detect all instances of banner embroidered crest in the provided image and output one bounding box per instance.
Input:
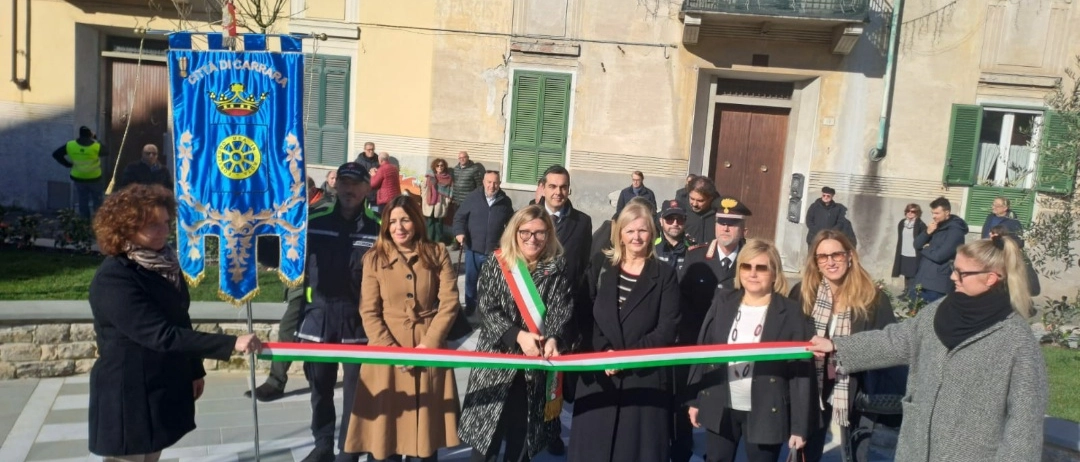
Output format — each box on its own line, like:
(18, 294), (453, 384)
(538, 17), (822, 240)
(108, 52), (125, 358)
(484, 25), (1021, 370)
(167, 33), (307, 304)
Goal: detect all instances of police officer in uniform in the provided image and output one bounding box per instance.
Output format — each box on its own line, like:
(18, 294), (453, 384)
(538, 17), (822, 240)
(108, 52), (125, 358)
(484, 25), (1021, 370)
(297, 162), (381, 462)
(680, 196), (751, 329)
(655, 199), (691, 275)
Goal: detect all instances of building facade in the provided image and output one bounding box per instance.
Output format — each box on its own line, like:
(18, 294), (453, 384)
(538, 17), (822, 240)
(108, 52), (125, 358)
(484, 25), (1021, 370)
(3, 0), (1078, 296)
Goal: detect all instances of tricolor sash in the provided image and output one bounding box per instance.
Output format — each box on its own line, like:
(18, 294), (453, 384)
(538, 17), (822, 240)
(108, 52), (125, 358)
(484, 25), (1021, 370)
(494, 250), (563, 422)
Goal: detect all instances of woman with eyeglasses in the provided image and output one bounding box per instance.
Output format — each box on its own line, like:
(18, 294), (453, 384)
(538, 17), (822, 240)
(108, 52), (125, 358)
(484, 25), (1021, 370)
(891, 203), (926, 295)
(687, 238), (814, 462)
(791, 230), (897, 462)
(345, 196), (461, 462)
(458, 205), (573, 462)
(809, 236), (1047, 462)
(569, 202), (682, 462)
(981, 196), (1022, 239)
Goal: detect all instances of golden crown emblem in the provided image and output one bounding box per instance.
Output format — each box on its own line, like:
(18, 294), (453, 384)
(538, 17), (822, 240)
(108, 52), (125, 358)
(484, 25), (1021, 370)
(720, 198), (738, 214)
(208, 83), (267, 117)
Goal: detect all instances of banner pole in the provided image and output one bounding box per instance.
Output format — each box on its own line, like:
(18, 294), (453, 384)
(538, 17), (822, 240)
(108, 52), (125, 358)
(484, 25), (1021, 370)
(246, 300), (262, 461)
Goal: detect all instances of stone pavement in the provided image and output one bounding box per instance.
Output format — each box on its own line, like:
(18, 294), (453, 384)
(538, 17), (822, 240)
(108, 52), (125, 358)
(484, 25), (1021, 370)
(0, 329), (890, 462)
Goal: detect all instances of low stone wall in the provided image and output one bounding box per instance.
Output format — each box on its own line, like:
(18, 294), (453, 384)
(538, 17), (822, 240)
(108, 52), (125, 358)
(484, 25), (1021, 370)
(0, 322), (301, 380)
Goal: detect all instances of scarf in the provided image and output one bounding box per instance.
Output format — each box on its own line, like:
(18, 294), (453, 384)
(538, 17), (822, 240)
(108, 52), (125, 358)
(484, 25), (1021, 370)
(810, 279), (853, 426)
(934, 286), (1013, 350)
(125, 243), (182, 291)
(425, 170), (452, 206)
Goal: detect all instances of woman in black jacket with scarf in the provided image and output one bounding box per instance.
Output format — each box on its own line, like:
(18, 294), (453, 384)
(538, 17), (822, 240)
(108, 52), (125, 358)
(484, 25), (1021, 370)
(794, 230), (899, 462)
(687, 239), (814, 462)
(88, 185), (261, 460)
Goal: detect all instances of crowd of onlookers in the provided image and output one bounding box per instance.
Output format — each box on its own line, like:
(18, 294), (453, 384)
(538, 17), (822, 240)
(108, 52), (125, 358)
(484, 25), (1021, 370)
(66, 129), (1047, 462)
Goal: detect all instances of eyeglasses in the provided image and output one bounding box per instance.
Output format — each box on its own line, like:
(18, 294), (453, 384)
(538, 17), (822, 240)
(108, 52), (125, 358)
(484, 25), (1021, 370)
(517, 229), (548, 241)
(738, 263), (770, 273)
(662, 216), (686, 224)
(815, 251), (849, 264)
(953, 268), (992, 282)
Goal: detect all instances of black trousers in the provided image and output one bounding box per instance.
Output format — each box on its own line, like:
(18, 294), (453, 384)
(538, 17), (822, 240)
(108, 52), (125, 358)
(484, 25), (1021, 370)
(804, 402), (871, 462)
(670, 366), (694, 462)
(305, 358), (360, 451)
(705, 409), (782, 462)
(266, 287), (304, 389)
(471, 372), (530, 462)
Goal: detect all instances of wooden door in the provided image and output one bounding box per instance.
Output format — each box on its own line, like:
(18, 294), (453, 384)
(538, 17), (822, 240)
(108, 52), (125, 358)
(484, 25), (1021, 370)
(107, 60), (170, 189)
(710, 104), (789, 241)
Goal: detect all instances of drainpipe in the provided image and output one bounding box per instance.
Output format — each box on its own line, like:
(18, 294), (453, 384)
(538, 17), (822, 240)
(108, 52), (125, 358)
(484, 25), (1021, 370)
(868, 0), (902, 161)
(11, 0), (30, 90)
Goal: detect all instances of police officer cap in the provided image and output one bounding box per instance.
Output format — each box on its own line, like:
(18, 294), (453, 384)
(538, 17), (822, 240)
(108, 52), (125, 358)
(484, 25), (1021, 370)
(336, 162), (371, 183)
(660, 199), (687, 218)
(715, 196), (752, 221)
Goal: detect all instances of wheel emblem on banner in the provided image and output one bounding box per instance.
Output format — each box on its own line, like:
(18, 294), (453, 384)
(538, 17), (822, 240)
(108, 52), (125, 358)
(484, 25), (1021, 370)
(216, 135), (261, 180)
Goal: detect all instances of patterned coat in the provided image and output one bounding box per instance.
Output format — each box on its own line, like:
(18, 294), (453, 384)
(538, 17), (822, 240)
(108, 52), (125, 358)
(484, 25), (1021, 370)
(834, 299), (1047, 462)
(457, 256), (573, 458)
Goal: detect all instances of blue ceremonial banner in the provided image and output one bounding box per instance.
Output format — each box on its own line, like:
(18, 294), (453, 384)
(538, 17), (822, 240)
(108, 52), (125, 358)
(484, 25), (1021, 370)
(168, 33), (307, 304)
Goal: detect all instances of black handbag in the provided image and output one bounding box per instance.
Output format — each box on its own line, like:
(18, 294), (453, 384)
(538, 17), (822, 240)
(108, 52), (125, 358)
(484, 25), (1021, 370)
(853, 365), (908, 415)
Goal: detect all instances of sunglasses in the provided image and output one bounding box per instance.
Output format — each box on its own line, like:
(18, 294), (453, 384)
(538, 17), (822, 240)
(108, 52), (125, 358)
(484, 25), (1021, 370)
(662, 215), (686, 224)
(738, 263), (770, 273)
(815, 251), (849, 264)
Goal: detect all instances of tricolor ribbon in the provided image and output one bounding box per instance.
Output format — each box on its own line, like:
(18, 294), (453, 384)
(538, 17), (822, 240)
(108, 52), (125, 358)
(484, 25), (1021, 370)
(257, 342), (813, 371)
(494, 250), (562, 420)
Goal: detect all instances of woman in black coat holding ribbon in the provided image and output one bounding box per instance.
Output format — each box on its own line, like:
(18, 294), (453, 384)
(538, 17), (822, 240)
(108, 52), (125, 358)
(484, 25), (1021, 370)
(569, 202), (682, 462)
(458, 205), (573, 462)
(687, 239), (814, 462)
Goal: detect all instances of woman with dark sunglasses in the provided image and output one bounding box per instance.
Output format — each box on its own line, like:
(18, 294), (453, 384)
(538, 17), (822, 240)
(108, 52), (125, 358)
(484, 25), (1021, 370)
(791, 230), (899, 462)
(891, 203), (926, 295)
(687, 238), (815, 462)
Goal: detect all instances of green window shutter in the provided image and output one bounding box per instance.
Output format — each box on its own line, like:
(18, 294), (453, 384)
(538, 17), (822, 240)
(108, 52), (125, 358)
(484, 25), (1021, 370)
(302, 54), (350, 166)
(302, 55), (324, 165)
(1035, 111), (1076, 194)
(508, 71), (570, 184)
(943, 104), (983, 186)
(964, 186), (1036, 227)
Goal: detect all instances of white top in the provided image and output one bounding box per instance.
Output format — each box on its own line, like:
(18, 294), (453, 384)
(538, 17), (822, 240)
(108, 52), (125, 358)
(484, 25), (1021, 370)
(727, 303), (768, 411)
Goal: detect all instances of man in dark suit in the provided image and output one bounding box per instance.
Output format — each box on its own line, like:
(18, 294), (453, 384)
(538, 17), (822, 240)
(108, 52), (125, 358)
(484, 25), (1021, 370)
(535, 164), (591, 456)
(615, 170), (657, 215)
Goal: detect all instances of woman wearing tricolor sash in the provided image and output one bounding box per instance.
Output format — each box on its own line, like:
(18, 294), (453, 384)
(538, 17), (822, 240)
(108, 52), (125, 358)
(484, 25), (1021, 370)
(345, 196), (461, 461)
(569, 202), (682, 462)
(458, 205), (574, 462)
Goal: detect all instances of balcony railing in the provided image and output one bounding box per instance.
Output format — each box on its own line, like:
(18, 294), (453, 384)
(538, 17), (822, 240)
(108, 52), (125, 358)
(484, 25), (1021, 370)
(683, 0), (869, 21)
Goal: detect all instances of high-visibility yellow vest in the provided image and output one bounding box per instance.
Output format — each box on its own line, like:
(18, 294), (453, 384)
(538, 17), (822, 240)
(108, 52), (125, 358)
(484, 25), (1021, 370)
(66, 141), (102, 180)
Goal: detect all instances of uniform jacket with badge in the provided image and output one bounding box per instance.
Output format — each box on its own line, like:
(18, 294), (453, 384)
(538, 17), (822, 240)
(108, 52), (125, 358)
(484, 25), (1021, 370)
(569, 257), (681, 462)
(687, 289), (816, 445)
(345, 244), (461, 459)
(297, 202), (380, 344)
(679, 240), (741, 344)
(87, 256), (235, 456)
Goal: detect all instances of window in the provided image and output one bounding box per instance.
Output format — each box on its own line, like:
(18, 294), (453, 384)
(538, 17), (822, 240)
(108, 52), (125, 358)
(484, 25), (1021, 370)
(943, 104), (1075, 226)
(506, 71), (571, 185)
(303, 54), (350, 166)
(975, 109), (1040, 188)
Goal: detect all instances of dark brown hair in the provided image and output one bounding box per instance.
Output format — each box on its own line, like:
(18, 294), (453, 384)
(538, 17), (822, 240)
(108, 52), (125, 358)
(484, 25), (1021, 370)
(93, 184), (177, 256)
(372, 195), (440, 269)
(430, 158), (448, 172)
(904, 203), (922, 218)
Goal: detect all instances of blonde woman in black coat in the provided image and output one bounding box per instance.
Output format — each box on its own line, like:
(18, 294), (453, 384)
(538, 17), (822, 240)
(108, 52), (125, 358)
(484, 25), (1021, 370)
(569, 202), (682, 462)
(88, 185), (261, 461)
(687, 239), (814, 462)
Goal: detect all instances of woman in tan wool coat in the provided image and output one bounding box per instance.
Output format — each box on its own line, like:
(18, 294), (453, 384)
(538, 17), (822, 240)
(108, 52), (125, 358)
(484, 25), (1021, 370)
(345, 196), (461, 461)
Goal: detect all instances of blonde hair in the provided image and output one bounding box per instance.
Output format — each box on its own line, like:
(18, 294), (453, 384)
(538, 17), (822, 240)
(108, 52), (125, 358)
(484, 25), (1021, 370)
(733, 239), (789, 295)
(498, 205), (563, 269)
(604, 202), (657, 266)
(800, 230), (877, 320)
(957, 237), (1033, 317)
